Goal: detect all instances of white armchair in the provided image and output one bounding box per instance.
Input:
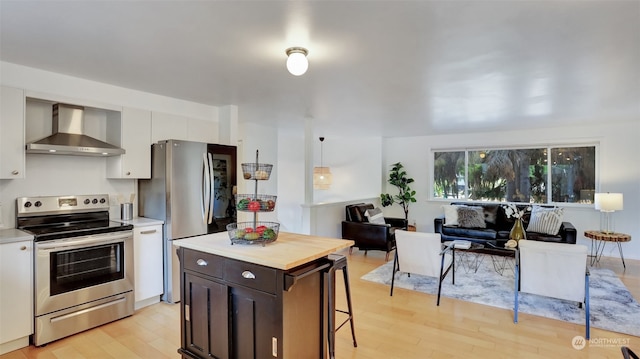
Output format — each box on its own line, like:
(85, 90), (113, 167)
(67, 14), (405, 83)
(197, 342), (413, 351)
(514, 240), (590, 339)
(390, 230), (454, 306)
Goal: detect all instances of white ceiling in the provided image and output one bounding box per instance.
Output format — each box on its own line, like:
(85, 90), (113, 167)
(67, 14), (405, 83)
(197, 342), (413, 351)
(1, 1), (638, 138)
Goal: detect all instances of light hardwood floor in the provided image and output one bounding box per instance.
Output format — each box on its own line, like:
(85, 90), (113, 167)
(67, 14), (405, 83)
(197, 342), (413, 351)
(2, 249), (638, 359)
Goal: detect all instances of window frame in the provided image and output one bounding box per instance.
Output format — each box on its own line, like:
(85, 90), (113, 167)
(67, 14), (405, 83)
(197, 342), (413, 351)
(430, 143), (599, 206)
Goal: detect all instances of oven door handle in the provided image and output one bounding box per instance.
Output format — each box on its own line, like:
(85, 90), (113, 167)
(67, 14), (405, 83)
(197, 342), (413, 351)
(36, 232), (132, 251)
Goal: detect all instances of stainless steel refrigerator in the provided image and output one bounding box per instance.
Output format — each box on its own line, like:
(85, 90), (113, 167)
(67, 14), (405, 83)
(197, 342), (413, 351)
(138, 139), (237, 303)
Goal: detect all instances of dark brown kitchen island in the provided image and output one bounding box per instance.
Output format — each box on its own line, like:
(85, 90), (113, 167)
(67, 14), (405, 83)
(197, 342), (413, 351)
(173, 232), (354, 359)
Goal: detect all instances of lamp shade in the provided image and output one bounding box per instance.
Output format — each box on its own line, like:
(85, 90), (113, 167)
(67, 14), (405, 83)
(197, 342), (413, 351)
(594, 192), (623, 212)
(285, 47), (308, 76)
(313, 167), (332, 190)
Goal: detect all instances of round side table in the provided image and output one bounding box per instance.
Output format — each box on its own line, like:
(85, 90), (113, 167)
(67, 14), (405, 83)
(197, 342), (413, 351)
(584, 230), (631, 269)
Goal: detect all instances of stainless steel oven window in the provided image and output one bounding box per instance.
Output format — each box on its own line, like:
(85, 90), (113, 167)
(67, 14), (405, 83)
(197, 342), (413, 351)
(35, 231), (134, 317)
(50, 242), (125, 296)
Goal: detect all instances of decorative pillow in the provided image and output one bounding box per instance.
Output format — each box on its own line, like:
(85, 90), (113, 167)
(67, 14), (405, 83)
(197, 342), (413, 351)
(442, 205), (460, 226)
(482, 205), (498, 224)
(456, 206), (486, 228)
(365, 207), (387, 225)
(527, 206), (564, 235)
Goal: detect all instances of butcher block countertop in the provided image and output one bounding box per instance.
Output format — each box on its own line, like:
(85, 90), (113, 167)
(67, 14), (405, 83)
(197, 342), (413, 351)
(173, 231), (354, 270)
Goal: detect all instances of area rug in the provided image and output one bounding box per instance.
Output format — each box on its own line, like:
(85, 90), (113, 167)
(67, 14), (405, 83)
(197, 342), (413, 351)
(361, 254), (640, 337)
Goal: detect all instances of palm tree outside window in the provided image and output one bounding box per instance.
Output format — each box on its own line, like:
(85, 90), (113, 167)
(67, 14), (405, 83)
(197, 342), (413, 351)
(432, 145), (596, 204)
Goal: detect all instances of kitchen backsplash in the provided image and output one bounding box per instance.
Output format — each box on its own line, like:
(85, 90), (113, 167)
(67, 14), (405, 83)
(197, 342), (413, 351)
(0, 154), (135, 228)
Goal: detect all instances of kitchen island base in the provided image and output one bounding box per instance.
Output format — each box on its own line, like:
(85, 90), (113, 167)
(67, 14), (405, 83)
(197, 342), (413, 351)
(178, 247), (330, 359)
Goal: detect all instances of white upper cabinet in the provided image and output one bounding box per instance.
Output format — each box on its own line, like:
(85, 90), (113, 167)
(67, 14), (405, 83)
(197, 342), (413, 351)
(152, 111), (217, 144)
(0, 86), (26, 179)
(187, 118), (218, 143)
(151, 111), (188, 143)
(107, 107), (152, 179)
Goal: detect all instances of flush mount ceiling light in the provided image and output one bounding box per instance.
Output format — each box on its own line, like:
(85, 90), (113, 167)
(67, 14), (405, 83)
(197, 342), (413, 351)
(285, 47), (309, 76)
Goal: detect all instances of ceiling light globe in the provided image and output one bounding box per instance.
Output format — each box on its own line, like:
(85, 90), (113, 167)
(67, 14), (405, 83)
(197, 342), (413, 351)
(286, 48), (308, 76)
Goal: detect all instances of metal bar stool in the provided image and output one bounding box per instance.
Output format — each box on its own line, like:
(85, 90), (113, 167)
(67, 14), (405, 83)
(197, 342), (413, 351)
(327, 253), (357, 359)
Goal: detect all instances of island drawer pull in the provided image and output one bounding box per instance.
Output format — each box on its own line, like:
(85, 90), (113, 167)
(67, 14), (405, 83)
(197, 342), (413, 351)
(140, 229), (157, 235)
(196, 259), (208, 266)
(224, 260), (276, 292)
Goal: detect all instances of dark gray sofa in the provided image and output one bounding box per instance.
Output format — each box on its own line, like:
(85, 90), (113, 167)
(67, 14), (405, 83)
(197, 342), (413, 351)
(434, 202), (576, 246)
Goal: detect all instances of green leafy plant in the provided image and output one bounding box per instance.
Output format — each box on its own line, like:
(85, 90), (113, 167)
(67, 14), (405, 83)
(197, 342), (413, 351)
(380, 162), (416, 221)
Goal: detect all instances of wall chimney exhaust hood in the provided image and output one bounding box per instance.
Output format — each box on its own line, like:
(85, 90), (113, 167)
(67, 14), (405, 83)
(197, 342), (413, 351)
(26, 103), (125, 156)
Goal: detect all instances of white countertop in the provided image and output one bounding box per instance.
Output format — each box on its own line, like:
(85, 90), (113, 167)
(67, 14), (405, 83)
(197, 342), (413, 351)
(113, 217), (164, 227)
(0, 228), (34, 244)
(174, 231), (354, 270)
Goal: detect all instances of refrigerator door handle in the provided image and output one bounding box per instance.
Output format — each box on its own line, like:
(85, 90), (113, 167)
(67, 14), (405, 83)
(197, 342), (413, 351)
(207, 152), (215, 224)
(202, 152), (211, 224)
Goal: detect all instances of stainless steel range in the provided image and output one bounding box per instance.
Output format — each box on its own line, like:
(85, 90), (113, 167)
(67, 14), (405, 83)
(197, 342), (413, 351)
(16, 194), (134, 346)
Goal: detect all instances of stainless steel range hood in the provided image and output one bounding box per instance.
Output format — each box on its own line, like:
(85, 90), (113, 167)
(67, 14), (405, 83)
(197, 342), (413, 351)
(26, 103), (125, 156)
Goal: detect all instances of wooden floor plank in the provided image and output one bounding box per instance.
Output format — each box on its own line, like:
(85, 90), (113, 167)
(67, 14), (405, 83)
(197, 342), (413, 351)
(2, 250), (638, 358)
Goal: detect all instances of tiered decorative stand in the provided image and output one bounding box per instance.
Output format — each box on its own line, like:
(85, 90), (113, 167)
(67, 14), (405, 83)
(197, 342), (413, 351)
(226, 150), (279, 246)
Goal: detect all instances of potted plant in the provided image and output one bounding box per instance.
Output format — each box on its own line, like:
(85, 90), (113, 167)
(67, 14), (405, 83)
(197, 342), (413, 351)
(380, 162), (417, 228)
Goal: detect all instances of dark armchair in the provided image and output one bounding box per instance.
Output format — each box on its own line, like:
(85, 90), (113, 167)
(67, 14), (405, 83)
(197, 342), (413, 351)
(341, 203), (408, 261)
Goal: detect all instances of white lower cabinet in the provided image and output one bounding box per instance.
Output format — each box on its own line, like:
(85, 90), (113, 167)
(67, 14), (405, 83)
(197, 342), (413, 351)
(133, 223), (164, 310)
(0, 236), (33, 354)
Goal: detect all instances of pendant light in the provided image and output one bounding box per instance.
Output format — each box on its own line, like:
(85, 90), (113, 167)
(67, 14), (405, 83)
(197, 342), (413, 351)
(313, 137), (332, 190)
(285, 47), (309, 76)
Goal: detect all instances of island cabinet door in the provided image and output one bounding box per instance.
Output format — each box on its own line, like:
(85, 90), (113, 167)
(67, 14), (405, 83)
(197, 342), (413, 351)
(182, 273), (229, 359)
(229, 286), (281, 359)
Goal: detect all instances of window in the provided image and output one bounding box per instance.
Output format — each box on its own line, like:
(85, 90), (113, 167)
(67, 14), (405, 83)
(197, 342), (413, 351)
(433, 151), (465, 199)
(432, 145), (596, 204)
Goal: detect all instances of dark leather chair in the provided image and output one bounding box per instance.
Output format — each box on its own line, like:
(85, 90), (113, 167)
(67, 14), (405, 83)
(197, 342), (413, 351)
(341, 203), (407, 261)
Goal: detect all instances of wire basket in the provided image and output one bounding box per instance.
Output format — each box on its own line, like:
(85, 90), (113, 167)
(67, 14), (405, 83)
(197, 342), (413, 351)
(227, 221), (280, 245)
(241, 163), (273, 180)
(236, 194), (277, 212)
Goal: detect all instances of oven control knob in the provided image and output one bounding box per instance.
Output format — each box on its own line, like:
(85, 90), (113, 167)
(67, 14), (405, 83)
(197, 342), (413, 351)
(99, 198), (106, 204)
(34, 201), (42, 207)
(84, 199), (91, 205)
(92, 198), (98, 204)
(24, 201), (32, 208)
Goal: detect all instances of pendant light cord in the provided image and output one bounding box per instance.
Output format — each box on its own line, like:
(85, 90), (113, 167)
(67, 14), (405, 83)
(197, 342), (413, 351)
(319, 137), (325, 172)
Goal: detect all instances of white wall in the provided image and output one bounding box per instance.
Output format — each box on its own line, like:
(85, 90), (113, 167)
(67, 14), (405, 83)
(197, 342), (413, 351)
(277, 130), (305, 233)
(313, 137), (383, 204)
(0, 155), (134, 224)
(236, 122), (279, 225)
(0, 62), (220, 227)
(303, 198), (380, 238)
(0, 62), (382, 240)
(382, 120), (640, 260)
(1, 62), (217, 121)
(5, 61), (635, 262)
(275, 131), (383, 236)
